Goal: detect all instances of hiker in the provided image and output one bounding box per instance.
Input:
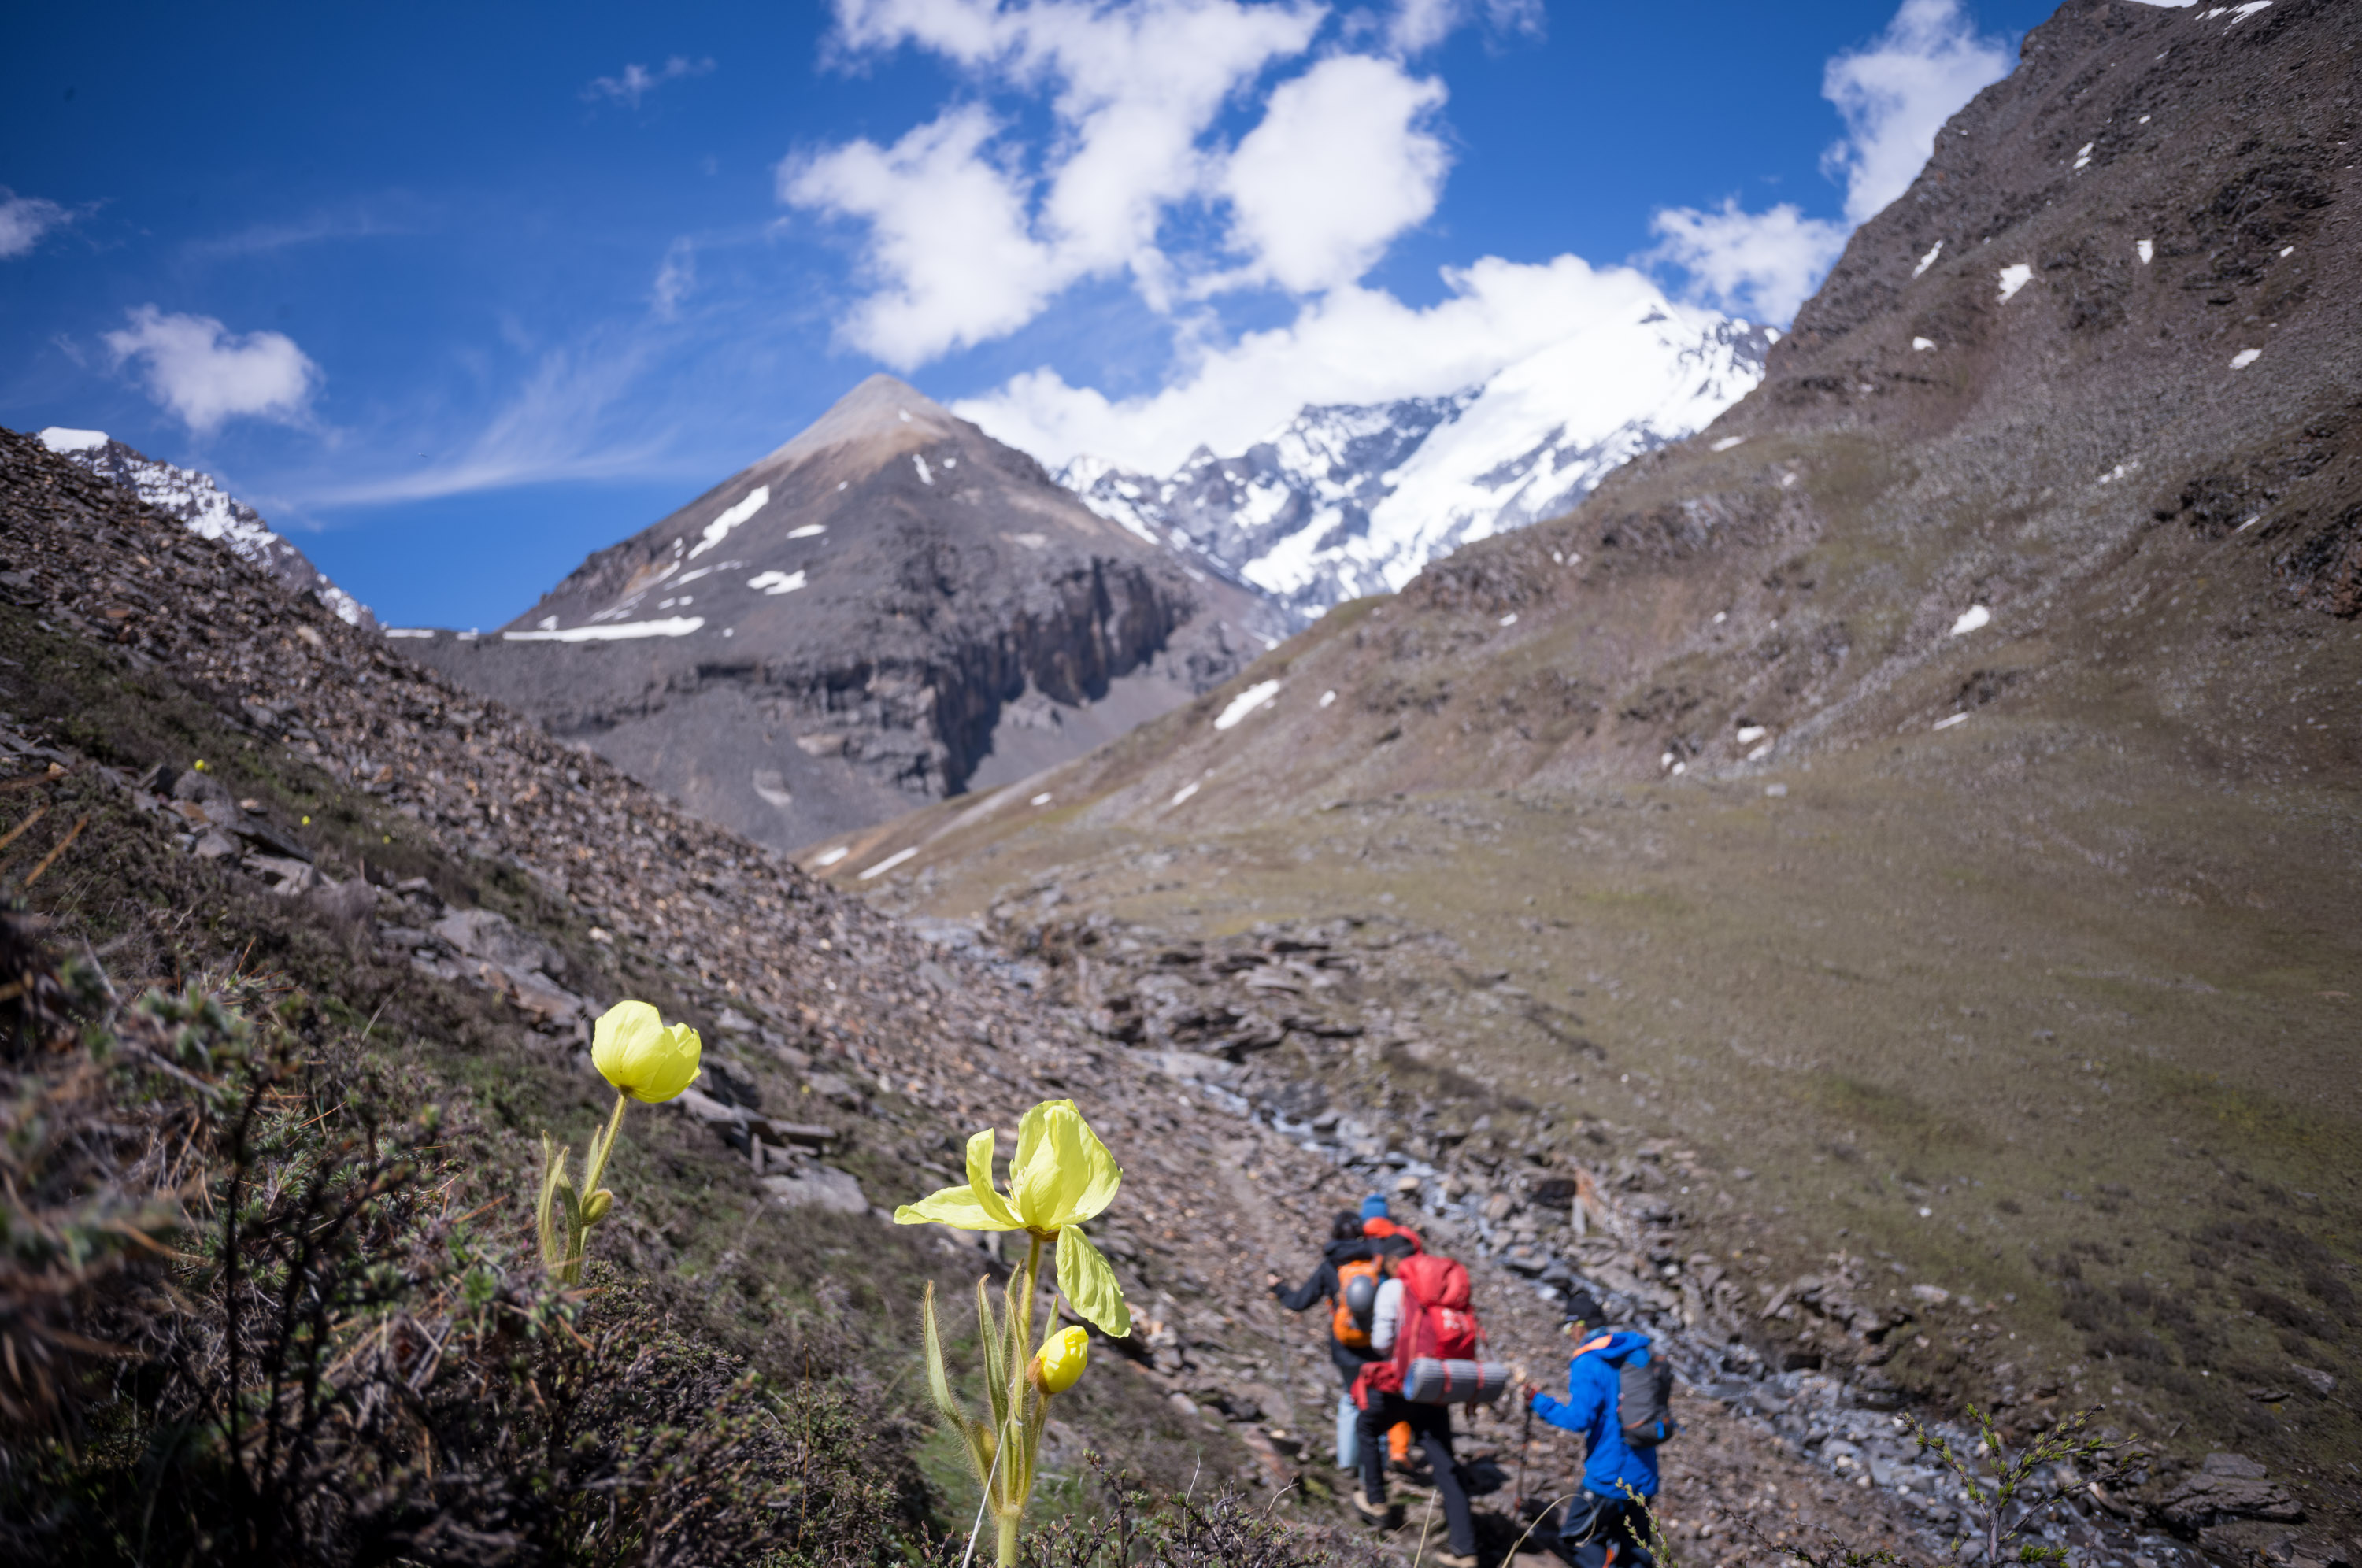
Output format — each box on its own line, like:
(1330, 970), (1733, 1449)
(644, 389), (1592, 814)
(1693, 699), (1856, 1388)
(1358, 1193), (1423, 1472)
(1349, 1252), (1483, 1568)
(1525, 1291), (1670, 1568)
(1268, 1211), (1386, 1468)
(1361, 1191), (1425, 1256)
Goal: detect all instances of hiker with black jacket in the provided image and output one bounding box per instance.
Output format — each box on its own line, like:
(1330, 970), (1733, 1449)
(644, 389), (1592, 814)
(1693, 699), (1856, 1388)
(1526, 1291), (1668, 1568)
(1268, 1211), (1386, 1468)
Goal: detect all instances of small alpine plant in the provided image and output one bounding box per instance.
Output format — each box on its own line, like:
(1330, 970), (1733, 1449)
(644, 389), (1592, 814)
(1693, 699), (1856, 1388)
(896, 1098), (1131, 1567)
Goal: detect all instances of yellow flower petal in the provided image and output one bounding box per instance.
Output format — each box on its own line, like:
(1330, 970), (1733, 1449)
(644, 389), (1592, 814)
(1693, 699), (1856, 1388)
(591, 1000), (702, 1103)
(894, 1182), (1020, 1230)
(964, 1128), (1020, 1230)
(1066, 1113), (1122, 1225)
(1055, 1224), (1131, 1338)
(1009, 1100), (1068, 1229)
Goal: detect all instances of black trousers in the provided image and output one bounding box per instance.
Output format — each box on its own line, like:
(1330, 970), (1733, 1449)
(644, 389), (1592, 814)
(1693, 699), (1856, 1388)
(1550, 1488), (1655, 1568)
(1355, 1394), (1474, 1555)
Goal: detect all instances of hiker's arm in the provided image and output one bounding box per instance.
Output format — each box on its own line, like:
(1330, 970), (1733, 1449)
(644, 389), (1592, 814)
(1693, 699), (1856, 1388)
(1368, 1279), (1404, 1352)
(1272, 1260), (1336, 1312)
(1530, 1370), (1603, 1433)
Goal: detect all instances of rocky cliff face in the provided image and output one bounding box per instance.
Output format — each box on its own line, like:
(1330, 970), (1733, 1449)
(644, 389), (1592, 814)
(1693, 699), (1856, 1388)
(406, 376), (1281, 852)
(1059, 305), (1773, 620)
(35, 426), (373, 627)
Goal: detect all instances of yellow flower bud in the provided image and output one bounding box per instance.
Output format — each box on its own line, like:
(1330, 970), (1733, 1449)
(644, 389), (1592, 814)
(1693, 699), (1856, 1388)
(1033, 1325), (1089, 1395)
(591, 1000), (701, 1103)
(583, 1189), (613, 1224)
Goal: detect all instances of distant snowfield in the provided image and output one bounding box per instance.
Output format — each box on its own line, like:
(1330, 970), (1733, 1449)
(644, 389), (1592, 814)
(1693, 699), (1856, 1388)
(1053, 298), (1772, 618)
(502, 616), (705, 642)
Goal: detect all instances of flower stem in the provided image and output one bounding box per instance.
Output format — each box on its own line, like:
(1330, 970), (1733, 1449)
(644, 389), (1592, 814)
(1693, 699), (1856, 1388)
(582, 1089), (629, 1196)
(996, 1511), (1020, 1568)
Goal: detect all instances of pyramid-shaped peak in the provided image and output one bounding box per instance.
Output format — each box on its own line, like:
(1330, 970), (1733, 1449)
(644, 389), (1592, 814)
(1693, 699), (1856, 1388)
(760, 373), (969, 468)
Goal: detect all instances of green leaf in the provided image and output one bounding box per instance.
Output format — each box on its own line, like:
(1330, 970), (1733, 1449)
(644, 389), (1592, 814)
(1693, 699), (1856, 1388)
(1055, 1225), (1131, 1338)
(923, 1281), (972, 1433)
(978, 1275), (1009, 1432)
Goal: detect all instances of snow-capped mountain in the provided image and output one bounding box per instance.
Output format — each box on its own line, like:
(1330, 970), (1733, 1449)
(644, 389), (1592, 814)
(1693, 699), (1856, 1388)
(35, 427), (372, 629)
(1059, 302), (1775, 620)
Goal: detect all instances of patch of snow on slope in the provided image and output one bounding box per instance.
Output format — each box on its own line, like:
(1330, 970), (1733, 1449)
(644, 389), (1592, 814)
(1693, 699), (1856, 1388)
(690, 486), (768, 559)
(1212, 680), (1282, 730)
(502, 617), (705, 642)
(1997, 264), (2033, 302)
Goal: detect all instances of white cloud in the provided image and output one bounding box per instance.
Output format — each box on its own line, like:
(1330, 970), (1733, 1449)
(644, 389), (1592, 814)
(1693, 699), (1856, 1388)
(1215, 55), (1448, 294)
(783, 105), (1061, 365)
(0, 189), (69, 259)
(787, 0), (1494, 366)
(653, 238), (697, 318)
(1821, 0), (2012, 224)
(1646, 199), (1849, 324)
(957, 252), (1690, 472)
(102, 306), (320, 435)
(584, 55), (716, 109)
(1384, 0), (1542, 55)
(1646, 0), (2011, 323)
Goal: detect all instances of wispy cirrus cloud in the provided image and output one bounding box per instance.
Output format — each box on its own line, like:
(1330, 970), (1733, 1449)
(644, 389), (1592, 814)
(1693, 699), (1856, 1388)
(181, 199), (427, 261)
(0, 189), (72, 260)
(311, 335), (672, 505)
(583, 55), (716, 109)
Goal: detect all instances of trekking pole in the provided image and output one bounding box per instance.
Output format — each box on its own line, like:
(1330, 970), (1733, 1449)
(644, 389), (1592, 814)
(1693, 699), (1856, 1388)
(1514, 1397), (1535, 1512)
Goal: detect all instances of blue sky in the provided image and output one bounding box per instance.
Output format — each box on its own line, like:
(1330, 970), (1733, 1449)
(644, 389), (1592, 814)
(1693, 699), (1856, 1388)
(1, 0), (2061, 628)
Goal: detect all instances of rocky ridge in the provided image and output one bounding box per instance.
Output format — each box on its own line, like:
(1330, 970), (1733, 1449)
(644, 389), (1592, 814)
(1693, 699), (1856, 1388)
(35, 425), (373, 628)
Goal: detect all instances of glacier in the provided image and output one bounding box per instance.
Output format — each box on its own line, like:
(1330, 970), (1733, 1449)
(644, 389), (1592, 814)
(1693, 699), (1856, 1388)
(1057, 299), (1773, 621)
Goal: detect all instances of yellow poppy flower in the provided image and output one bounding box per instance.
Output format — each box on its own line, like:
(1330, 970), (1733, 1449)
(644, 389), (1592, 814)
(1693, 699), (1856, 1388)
(1032, 1325), (1089, 1394)
(896, 1099), (1131, 1337)
(591, 1000), (702, 1103)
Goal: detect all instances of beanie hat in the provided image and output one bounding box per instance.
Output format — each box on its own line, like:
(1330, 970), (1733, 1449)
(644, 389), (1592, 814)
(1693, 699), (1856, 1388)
(1360, 1193), (1390, 1222)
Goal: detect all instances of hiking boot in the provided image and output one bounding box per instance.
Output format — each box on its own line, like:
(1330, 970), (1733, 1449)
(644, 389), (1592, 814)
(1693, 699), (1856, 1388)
(1351, 1493), (1391, 1525)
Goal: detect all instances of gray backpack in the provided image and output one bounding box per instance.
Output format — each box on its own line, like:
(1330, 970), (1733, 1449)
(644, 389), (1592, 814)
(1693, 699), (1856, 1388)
(1616, 1354), (1677, 1448)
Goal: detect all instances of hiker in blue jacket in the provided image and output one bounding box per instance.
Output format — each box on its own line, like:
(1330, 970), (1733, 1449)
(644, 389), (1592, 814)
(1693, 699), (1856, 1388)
(1526, 1292), (1659, 1568)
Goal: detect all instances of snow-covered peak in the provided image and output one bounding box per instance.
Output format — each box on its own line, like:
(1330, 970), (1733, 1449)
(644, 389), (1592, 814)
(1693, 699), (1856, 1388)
(36, 427), (374, 628)
(1057, 302), (1773, 620)
(39, 427), (111, 454)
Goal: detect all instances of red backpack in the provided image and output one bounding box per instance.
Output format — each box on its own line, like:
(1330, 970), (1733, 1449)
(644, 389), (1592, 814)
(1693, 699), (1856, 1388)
(1353, 1255), (1484, 1406)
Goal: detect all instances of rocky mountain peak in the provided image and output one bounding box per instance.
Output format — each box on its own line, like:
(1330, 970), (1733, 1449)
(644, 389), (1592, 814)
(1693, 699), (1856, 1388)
(756, 372), (977, 473)
(406, 379), (1283, 854)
